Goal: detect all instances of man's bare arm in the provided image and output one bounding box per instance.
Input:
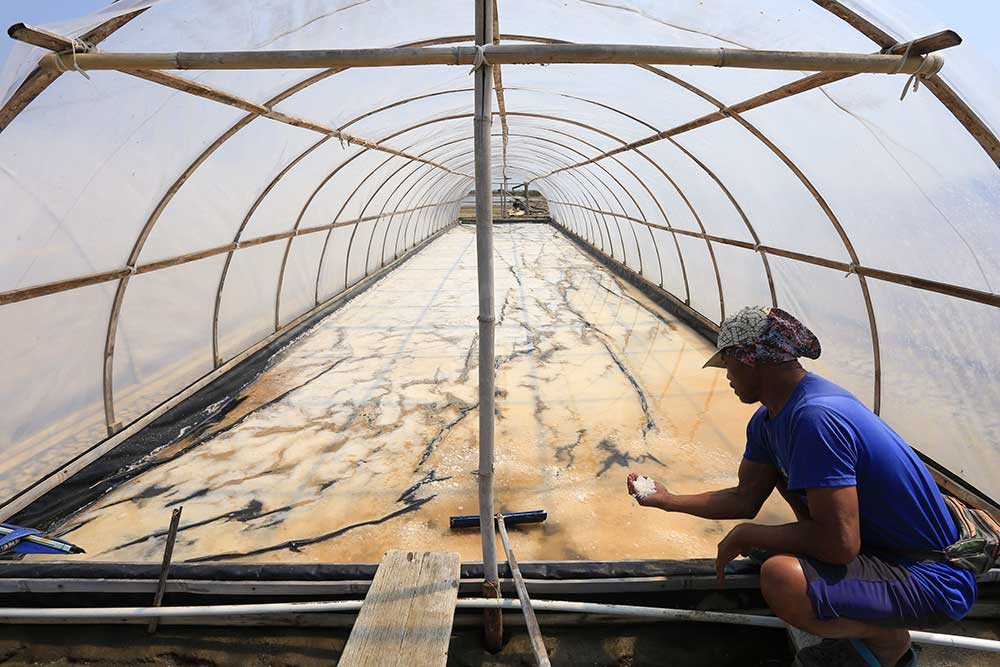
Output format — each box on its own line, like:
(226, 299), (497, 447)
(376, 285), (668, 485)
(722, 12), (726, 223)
(776, 477), (811, 521)
(627, 459), (780, 520)
(716, 485), (861, 579)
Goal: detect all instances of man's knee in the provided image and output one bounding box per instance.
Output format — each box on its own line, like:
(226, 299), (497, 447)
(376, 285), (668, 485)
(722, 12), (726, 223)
(760, 555), (814, 626)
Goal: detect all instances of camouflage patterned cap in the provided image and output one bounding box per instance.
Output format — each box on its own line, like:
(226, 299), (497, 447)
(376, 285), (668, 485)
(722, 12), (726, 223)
(703, 306), (821, 369)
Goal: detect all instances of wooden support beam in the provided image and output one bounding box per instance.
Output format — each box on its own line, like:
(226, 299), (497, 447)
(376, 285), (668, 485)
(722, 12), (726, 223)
(116, 70), (466, 176)
(148, 507), (182, 634)
(5, 24), (467, 179)
(812, 1), (1000, 168)
(530, 30), (961, 182)
(0, 10), (147, 133)
(497, 515), (552, 667)
(30, 43), (949, 75)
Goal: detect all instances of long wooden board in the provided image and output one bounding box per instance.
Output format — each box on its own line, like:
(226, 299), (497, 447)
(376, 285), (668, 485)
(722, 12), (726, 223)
(338, 550), (461, 667)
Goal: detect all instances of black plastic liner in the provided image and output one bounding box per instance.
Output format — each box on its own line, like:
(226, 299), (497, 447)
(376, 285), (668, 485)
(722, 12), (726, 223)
(0, 557), (758, 581)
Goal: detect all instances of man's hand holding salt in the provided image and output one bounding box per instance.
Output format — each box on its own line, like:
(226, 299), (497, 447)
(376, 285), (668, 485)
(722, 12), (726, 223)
(626, 471), (670, 508)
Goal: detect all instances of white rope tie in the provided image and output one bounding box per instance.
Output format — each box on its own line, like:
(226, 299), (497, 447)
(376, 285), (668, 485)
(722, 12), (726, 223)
(844, 263), (859, 278)
(891, 41), (915, 74)
(891, 41), (943, 101)
(468, 45), (491, 75)
(52, 38), (92, 80)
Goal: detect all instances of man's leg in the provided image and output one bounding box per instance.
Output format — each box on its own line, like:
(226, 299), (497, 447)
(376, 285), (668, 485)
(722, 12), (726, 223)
(760, 555), (911, 666)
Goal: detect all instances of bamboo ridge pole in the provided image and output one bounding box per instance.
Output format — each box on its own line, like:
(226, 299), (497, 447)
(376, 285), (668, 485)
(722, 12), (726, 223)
(34, 44), (945, 75)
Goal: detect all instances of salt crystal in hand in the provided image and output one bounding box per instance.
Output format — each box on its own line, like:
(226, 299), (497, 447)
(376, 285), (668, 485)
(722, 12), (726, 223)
(633, 475), (656, 499)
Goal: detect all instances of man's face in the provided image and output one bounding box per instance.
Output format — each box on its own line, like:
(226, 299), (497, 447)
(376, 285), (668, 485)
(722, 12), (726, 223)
(723, 352), (762, 404)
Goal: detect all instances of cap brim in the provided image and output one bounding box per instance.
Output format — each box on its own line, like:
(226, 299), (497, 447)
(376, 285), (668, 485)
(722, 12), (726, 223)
(702, 349), (726, 369)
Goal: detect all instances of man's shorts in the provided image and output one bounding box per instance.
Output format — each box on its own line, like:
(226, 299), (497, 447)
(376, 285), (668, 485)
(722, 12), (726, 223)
(798, 553), (956, 628)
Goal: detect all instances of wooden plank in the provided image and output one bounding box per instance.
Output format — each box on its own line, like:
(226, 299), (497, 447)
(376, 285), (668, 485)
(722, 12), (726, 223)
(339, 550), (460, 667)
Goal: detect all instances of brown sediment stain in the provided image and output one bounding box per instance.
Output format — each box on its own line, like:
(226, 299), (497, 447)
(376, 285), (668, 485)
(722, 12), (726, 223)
(40, 224), (793, 564)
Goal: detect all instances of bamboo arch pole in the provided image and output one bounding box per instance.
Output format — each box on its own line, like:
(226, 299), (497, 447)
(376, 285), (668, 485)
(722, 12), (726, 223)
(1, 22), (992, 517)
(381, 151), (474, 262)
(394, 168), (470, 260)
(518, 125), (668, 287)
(212, 130), (471, 366)
(504, 153), (617, 259)
(82, 35), (476, 434)
(365, 141), (477, 279)
(339, 154), (458, 295)
(500, 52), (886, 410)
(514, 141), (631, 264)
(516, 122), (686, 298)
(274, 145), (376, 329)
(509, 86), (775, 308)
(2, 32), (892, 312)
(337, 155), (419, 296)
(211, 136), (331, 366)
(341, 151), (473, 295)
(490, 97), (722, 307)
(371, 146), (477, 266)
(513, 133), (649, 275)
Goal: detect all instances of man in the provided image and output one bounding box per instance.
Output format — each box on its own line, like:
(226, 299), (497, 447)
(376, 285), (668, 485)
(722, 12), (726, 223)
(627, 306), (975, 667)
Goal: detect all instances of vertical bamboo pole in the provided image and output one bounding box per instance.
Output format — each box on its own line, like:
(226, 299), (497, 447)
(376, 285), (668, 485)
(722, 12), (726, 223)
(475, 0), (503, 652)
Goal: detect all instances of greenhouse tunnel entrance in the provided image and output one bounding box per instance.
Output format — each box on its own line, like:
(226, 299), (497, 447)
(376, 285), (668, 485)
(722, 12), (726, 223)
(21, 220), (795, 564)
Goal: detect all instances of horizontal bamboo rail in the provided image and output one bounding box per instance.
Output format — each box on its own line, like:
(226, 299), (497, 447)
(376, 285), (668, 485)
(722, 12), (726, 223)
(546, 199), (1000, 308)
(0, 200), (461, 306)
(28, 43), (947, 75)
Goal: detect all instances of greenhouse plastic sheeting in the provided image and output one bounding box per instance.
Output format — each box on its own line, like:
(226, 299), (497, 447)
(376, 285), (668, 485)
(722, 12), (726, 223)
(0, 0), (997, 507)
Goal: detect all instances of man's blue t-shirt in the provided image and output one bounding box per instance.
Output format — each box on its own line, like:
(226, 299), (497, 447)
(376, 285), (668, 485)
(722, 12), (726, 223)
(744, 373), (976, 619)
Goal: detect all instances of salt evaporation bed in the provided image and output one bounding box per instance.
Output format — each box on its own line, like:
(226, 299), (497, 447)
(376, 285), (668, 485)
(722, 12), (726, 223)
(42, 224), (793, 563)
